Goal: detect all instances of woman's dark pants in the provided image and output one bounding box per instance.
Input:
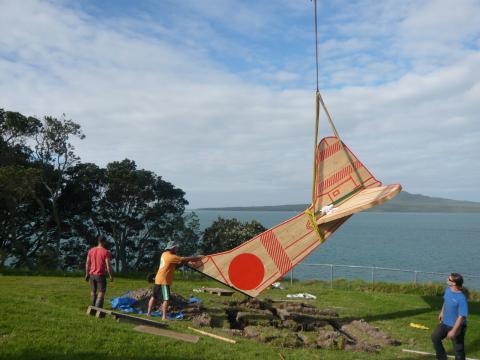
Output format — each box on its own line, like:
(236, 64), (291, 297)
(431, 323), (466, 360)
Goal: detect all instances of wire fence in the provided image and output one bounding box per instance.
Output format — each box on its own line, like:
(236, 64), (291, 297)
(290, 263), (480, 290)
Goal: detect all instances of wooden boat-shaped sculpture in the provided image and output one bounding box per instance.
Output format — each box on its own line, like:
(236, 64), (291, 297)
(190, 127), (401, 297)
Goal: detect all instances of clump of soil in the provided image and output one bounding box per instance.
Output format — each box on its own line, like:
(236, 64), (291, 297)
(204, 297), (400, 353)
(127, 287), (202, 319)
(341, 319), (401, 351)
(191, 312), (213, 327)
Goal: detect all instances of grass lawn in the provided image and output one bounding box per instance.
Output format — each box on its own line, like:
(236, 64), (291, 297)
(0, 275), (478, 360)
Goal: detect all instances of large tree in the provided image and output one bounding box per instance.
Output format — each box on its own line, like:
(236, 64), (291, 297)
(0, 110), (48, 268)
(202, 217), (267, 254)
(57, 162), (106, 270)
(33, 114), (85, 263)
(95, 159), (192, 272)
(1, 109), (200, 271)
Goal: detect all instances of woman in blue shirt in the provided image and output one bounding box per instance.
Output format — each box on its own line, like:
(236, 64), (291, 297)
(431, 273), (469, 360)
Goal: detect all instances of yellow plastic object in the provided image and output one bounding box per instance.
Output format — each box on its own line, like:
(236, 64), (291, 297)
(409, 323), (429, 330)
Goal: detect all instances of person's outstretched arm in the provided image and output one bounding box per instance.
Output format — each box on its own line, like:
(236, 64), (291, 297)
(181, 255), (203, 264)
(105, 257), (114, 282)
(447, 316), (464, 338)
(85, 254), (90, 281)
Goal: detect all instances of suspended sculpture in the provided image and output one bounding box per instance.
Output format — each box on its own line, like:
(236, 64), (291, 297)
(189, 1), (401, 297)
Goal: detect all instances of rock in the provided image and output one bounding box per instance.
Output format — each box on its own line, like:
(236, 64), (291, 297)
(223, 329), (244, 337)
(236, 310), (274, 327)
(276, 308), (290, 321)
(316, 329), (346, 350)
(278, 319), (301, 331)
(297, 332), (318, 348)
(243, 326), (303, 347)
(340, 319), (401, 348)
(345, 342), (379, 353)
(276, 302), (338, 317)
(243, 326), (262, 339)
(269, 333), (303, 348)
(241, 298), (264, 309)
(192, 312), (212, 327)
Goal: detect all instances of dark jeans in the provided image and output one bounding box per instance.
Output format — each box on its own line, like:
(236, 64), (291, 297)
(431, 322), (467, 360)
(89, 275), (107, 293)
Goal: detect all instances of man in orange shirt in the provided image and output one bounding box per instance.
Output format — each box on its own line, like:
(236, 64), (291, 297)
(147, 241), (202, 319)
(85, 236), (114, 308)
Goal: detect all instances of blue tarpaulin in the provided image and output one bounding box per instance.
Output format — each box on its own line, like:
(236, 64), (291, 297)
(109, 291), (199, 319)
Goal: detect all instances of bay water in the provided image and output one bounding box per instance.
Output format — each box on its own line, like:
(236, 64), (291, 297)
(192, 211), (480, 290)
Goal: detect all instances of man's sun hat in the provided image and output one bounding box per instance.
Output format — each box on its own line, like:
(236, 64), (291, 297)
(165, 241), (178, 250)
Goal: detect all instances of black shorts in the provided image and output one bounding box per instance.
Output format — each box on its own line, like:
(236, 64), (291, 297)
(152, 284), (171, 301)
(89, 275), (107, 293)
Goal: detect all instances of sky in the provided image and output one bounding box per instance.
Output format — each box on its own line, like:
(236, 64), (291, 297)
(1, 0), (479, 208)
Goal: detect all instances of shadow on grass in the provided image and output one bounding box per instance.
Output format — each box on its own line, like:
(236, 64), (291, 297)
(364, 295), (442, 322)
(334, 295), (442, 325)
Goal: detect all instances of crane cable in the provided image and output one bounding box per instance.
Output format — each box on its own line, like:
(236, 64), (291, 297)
(310, 0), (358, 209)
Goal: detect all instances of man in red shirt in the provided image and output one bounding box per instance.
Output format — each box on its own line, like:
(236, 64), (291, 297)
(85, 236), (113, 308)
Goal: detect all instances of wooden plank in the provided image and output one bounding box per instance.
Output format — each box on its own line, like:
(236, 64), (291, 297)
(402, 349), (479, 360)
(86, 306), (167, 328)
(134, 325), (199, 343)
(86, 306), (96, 315)
(203, 287), (235, 296)
(88, 306), (113, 315)
(111, 312), (168, 328)
(188, 327), (236, 344)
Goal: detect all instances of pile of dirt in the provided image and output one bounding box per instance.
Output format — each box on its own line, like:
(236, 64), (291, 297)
(217, 298), (400, 352)
(191, 312), (213, 327)
(126, 287), (202, 319)
(125, 289), (400, 352)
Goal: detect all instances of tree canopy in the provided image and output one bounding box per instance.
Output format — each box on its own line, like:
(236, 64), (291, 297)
(202, 217), (267, 254)
(0, 108), (202, 272)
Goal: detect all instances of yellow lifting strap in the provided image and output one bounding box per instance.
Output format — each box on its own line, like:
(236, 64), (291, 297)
(304, 207), (325, 244)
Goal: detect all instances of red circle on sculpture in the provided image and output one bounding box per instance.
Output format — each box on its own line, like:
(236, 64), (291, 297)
(228, 253), (265, 290)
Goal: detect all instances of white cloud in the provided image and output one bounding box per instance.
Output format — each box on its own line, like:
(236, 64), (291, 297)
(0, 0), (479, 207)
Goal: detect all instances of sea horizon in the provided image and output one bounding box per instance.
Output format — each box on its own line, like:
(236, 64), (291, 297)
(190, 210), (480, 290)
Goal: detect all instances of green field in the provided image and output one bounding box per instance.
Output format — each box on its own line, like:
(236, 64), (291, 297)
(0, 275), (478, 360)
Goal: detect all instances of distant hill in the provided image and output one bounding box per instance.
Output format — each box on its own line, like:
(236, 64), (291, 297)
(198, 191), (480, 213)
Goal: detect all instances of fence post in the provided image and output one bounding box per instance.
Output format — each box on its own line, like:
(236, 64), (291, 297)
(371, 266), (375, 291)
(414, 271), (418, 286)
(330, 264), (333, 289)
(290, 269), (293, 285)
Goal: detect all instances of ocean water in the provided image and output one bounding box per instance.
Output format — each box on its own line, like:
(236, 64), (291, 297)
(192, 210), (480, 289)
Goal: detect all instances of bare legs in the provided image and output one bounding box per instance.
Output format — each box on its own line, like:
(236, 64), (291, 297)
(162, 300), (169, 320)
(147, 296), (155, 316)
(146, 297), (169, 320)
